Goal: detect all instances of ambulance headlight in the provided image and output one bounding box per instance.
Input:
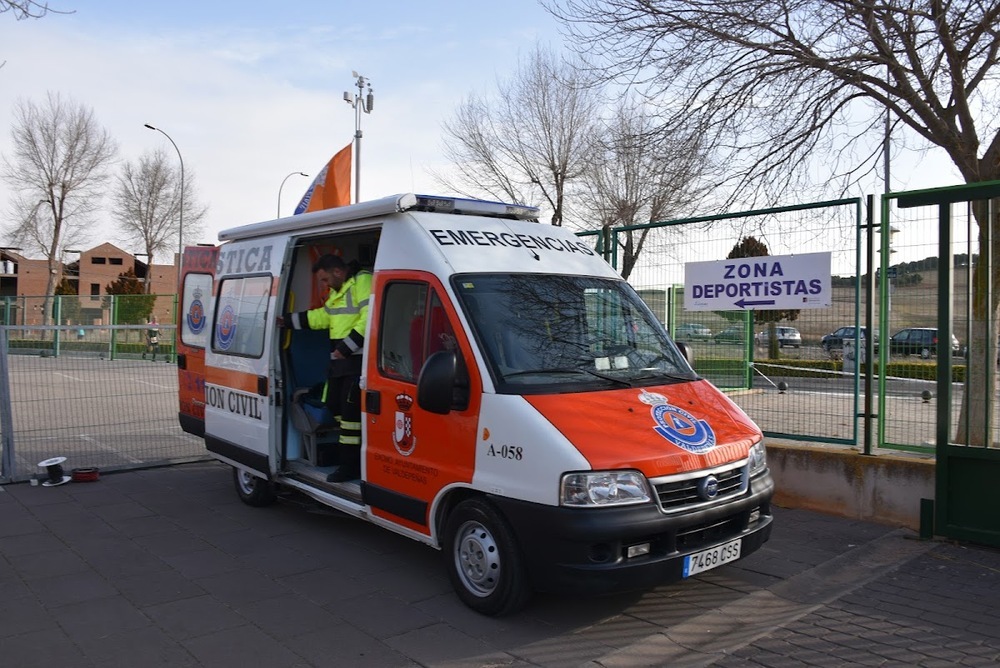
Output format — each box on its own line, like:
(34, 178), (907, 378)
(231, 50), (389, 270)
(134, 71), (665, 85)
(560, 471), (652, 507)
(748, 442), (767, 476)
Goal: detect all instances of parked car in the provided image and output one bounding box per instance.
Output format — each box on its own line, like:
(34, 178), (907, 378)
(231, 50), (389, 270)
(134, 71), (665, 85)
(674, 323), (713, 341)
(821, 326), (878, 352)
(888, 327), (960, 358)
(755, 326), (802, 348)
(713, 325), (746, 344)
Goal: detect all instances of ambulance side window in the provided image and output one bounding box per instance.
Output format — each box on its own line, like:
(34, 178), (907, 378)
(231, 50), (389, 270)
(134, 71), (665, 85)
(379, 282), (426, 382)
(180, 273), (212, 349)
(212, 275), (270, 357)
(379, 282), (457, 384)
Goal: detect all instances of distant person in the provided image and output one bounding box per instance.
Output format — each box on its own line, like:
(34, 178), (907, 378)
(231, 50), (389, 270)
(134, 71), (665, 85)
(144, 317), (160, 361)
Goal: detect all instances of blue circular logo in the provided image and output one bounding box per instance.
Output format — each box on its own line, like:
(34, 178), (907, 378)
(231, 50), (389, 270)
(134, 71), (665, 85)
(650, 403), (717, 454)
(216, 304), (237, 350)
(187, 299), (206, 335)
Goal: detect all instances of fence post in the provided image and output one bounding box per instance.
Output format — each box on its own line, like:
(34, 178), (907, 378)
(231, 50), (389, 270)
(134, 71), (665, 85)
(109, 295), (117, 361)
(53, 296), (61, 358)
(0, 328), (16, 482)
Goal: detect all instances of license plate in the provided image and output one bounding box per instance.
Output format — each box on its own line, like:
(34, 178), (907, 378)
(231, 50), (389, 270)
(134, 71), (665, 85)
(683, 538), (742, 577)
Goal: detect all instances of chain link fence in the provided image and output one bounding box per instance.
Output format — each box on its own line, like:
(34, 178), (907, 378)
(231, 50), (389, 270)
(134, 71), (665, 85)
(0, 295), (207, 483)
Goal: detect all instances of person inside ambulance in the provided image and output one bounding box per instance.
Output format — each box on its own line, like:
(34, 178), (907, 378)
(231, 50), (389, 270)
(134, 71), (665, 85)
(278, 254), (372, 482)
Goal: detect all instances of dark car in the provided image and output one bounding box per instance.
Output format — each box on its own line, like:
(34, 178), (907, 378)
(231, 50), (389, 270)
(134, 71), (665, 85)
(821, 326), (878, 352)
(888, 327), (960, 358)
(713, 325), (746, 344)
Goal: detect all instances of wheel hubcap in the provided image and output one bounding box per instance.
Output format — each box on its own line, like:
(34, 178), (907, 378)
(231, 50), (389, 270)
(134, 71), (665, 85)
(455, 520), (500, 597)
(237, 470), (255, 494)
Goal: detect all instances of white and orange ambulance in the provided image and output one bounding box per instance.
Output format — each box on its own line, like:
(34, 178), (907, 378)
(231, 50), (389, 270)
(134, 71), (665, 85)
(176, 193), (774, 615)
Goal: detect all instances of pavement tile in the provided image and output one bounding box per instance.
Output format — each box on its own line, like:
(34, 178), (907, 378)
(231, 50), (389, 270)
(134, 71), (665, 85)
(0, 593), (61, 639)
(0, 626), (92, 667)
(49, 595), (152, 642)
(159, 547), (240, 578)
(75, 623), (199, 667)
(89, 500), (157, 522)
(386, 621), (518, 666)
(279, 568), (379, 606)
(24, 569), (118, 608)
(194, 569), (290, 606)
(335, 591), (440, 639)
(106, 514), (180, 538)
(143, 594), (246, 641)
(0, 510), (44, 539)
(234, 592), (343, 640)
(290, 623), (419, 668)
(115, 569), (206, 607)
(181, 624), (307, 668)
(134, 529), (213, 557)
(0, 530), (65, 558)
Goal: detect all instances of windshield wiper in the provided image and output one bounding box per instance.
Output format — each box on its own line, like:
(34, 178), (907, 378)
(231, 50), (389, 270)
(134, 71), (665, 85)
(502, 367), (632, 387)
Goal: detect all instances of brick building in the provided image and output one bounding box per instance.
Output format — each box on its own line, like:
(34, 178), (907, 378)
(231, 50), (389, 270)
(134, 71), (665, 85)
(0, 243), (179, 326)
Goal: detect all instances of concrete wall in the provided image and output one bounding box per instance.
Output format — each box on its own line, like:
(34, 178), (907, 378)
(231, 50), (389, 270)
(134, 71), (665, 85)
(766, 442), (934, 531)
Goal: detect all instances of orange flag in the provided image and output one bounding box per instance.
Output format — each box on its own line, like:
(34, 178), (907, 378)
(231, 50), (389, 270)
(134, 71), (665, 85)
(294, 143), (352, 213)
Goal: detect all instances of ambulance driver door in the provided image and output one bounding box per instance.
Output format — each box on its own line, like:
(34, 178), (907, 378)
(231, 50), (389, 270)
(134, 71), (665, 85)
(364, 274), (481, 536)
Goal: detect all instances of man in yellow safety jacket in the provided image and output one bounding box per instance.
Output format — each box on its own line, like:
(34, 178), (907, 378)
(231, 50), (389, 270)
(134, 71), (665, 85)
(280, 254), (372, 482)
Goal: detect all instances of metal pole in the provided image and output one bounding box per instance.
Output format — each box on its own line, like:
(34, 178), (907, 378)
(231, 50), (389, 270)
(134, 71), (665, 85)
(0, 328), (15, 481)
(863, 195), (876, 455)
(277, 171), (308, 218)
(144, 124), (184, 262)
(345, 73), (373, 205)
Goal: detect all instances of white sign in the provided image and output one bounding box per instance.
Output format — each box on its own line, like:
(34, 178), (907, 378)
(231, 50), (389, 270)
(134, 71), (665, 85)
(684, 252), (831, 311)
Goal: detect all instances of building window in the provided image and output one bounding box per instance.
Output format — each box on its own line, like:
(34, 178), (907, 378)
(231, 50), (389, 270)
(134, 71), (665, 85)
(91, 257), (107, 265)
(90, 283), (100, 298)
(110, 257), (123, 265)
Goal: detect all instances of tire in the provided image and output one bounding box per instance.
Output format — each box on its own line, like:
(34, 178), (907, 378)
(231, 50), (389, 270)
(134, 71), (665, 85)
(920, 348), (931, 360)
(443, 498), (532, 616)
(233, 467), (277, 507)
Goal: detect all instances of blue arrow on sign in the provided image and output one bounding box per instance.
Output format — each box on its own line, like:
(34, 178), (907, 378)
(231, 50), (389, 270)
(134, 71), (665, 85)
(734, 298), (776, 309)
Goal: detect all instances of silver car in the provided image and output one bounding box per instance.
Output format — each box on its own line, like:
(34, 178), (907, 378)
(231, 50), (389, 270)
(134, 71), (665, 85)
(755, 326), (802, 348)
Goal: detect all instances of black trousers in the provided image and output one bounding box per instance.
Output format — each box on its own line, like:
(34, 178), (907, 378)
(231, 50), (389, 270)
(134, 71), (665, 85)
(326, 371), (361, 468)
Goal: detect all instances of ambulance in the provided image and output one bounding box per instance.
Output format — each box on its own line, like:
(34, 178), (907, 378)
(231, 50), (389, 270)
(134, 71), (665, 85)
(176, 193), (774, 616)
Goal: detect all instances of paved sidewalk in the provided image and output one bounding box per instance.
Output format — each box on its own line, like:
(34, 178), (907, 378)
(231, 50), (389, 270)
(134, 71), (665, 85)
(1, 461), (998, 667)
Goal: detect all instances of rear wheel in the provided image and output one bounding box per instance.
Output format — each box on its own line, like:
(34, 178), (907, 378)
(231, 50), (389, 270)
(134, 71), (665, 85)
(443, 498), (531, 616)
(233, 467), (277, 507)
(921, 347), (932, 359)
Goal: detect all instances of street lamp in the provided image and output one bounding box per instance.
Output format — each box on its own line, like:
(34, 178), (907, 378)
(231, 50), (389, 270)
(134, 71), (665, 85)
(344, 72), (374, 204)
(144, 124), (185, 263)
(277, 171), (308, 218)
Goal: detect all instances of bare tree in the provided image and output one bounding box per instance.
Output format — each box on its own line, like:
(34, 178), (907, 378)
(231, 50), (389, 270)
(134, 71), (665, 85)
(580, 97), (711, 279)
(438, 44), (601, 226)
(112, 148), (206, 280)
(1, 92), (117, 322)
(0, 0), (71, 20)
(546, 0), (1000, 444)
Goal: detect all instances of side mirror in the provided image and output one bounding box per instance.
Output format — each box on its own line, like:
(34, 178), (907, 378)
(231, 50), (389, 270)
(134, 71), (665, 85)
(417, 350), (457, 415)
(675, 341), (695, 366)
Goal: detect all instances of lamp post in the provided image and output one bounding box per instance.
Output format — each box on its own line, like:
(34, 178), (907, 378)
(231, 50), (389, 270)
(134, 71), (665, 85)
(343, 72), (374, 204)
(144, 124), (184, 264)
(277, 171), (309, 218)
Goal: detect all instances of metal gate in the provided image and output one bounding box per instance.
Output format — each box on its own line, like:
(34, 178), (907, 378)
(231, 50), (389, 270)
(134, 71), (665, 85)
(580, 199), (868, 447)
(890, 182), (1000, 547)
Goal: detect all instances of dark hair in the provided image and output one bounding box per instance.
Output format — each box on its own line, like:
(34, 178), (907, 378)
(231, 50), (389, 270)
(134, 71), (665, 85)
(312, 253), (360, 276)
(312, 254), (345, 273)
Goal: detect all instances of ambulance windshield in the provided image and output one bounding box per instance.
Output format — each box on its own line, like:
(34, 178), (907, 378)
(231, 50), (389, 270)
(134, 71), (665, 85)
(453, 274), (695, 393)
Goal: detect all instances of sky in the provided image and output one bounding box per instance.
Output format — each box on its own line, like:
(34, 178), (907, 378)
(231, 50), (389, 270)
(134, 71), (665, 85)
(0, 0), (967, 267)
(0, 0), (563, 263)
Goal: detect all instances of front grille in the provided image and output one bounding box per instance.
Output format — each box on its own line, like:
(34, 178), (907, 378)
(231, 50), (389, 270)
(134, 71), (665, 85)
(652, 461), (748, 513)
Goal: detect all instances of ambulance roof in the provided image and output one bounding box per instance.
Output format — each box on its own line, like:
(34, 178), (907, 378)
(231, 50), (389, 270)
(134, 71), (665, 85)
(217, 193), (540, 242)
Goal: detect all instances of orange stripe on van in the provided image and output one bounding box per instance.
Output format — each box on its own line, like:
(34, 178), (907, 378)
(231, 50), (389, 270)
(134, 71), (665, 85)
(205, 367), (265, 394)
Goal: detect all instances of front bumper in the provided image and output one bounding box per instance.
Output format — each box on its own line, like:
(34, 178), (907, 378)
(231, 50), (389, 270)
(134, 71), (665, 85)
(491, 470), (774, 593)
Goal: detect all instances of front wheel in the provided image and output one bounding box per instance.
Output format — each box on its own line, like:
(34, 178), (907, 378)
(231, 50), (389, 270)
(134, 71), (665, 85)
(443, 498), (532, 616)
(233, 467), (277, 507)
